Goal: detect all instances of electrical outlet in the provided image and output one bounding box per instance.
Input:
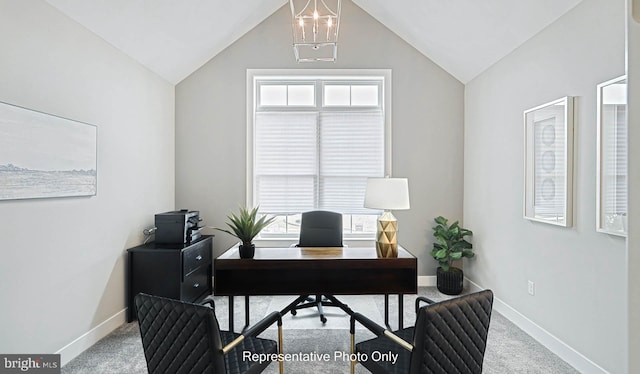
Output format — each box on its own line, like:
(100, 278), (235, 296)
(527, 280), (535, 296)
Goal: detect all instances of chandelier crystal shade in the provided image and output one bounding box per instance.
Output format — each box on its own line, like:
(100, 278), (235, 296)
(290, 0), (342, 62)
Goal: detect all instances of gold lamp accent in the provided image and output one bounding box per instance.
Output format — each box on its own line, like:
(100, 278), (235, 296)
(364, 177), (411, 258)
(290, 0), (342, 62)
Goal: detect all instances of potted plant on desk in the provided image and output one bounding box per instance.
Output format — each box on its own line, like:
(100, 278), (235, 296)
(214, 206), (275, 259)
(430, 216), (474, 295)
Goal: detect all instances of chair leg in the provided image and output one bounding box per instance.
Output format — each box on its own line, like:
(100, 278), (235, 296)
(291, 296), (318, 315)
(315, 295), (327, 323)
(350, 331), (356, 374)
(278, 324), (284, 374)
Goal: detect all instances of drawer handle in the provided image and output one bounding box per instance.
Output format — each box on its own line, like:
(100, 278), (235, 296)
(193, 283), (200, 288)
(196, 255), (203, 261)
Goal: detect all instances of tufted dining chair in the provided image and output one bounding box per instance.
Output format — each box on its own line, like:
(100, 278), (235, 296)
(349, 289), (494, 374)
(134, 293), (284, 374)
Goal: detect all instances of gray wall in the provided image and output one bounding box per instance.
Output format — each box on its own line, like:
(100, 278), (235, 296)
(0, 0), (175, 363)
(1, 0), (635, 370)
(628, 0), (640, 372)
(463, 0), (626, 372)
(175, 0), (464, 275)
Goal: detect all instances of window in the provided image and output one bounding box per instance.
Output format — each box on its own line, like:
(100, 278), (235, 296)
(597, 76), (627, 236)
(247, 70), (391, 238)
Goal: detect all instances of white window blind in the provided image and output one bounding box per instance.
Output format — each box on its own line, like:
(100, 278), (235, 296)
(254, 112), (318, 213)
(252, 77), (385, 220)
(319, 111), (384, 214)
(602, 105), (627, 218)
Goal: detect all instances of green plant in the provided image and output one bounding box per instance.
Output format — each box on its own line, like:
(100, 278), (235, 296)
(214, 206), (275, 247)
(430, 216), (474, 272)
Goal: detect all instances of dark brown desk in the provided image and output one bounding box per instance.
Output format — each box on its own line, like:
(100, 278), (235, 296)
(214, 245), (417, 330)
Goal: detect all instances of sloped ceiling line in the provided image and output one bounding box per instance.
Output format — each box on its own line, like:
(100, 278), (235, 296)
(45, 0), (583, 84)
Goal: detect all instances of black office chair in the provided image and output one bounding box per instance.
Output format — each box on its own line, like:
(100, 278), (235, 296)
(291, 210), (343, 324)
(134, 293), (284, 374)
(349, 290), (494, 374)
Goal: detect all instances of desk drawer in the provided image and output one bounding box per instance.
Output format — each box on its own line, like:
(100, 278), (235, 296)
(183, 240), (211, 275)
(182, 266), (209, 302)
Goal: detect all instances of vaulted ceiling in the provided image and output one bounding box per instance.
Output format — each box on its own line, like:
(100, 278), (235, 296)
(45, 0), (583, 84)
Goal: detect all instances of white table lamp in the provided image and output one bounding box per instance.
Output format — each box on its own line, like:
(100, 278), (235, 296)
(364, 177), (410, 257)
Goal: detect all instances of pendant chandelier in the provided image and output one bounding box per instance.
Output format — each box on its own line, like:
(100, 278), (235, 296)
(290, 0), (342, 62)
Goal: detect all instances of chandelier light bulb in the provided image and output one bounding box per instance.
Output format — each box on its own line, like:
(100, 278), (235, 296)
(299, 17), (304, 27)
(327, 17), (333, 27)
(313, 10), (319, 20)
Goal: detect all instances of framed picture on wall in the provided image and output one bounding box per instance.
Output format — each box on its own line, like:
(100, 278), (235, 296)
(523, 96), (574, 227)
(596, 76), (627, 236)
(0, 101), (97, 201)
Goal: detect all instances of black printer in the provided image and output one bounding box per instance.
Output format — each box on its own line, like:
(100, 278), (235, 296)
(154, 210), (202, 244)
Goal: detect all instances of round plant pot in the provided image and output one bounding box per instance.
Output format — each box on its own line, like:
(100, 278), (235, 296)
(238, 243), (255, 259)
(437, 267), (464, 295)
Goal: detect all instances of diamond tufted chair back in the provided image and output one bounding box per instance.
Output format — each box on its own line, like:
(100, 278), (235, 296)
(135, 293), (227, 373)
(410, 290), (494, 374)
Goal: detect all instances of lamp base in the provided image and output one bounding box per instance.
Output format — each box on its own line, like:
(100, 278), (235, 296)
(376, 211), (398, 258)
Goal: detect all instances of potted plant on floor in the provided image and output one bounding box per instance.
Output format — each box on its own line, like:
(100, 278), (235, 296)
(430, 216), (474, 295)
(214, 206), (275, 259)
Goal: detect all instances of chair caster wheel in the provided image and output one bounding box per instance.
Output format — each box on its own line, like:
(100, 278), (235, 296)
(291, 309), (297, 316)
(321, 316), (327, 324)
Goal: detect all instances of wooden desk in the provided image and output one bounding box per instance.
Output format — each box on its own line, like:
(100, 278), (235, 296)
(214, 245), (417, 330)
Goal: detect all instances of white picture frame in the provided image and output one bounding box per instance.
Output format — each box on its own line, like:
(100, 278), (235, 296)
(523, 96), (574, 227)
(0, 101), (97, 201)
(596, 76), (627, 236)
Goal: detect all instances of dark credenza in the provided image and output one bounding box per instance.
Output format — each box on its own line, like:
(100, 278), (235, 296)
(127, 235), (213, 321)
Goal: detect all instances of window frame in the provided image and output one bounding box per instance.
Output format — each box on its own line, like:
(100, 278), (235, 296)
(257, 81), (317, 109)
(246, 69), (392, 240)
(596, 75), (627, 236)
(321, 80), (383, 108)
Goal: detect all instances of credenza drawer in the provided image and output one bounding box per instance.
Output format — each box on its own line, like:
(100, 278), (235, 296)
(183, 240), (211, 275)
(127, 236), (213, 322)
(182, 266), (209, 302)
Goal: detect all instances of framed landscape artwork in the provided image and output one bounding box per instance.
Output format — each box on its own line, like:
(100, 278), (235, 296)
(0, 101), (97, 201)
(523, 96), (574, 227)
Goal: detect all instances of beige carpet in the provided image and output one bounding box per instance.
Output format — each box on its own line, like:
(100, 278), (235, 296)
(62, 289), (580, 374)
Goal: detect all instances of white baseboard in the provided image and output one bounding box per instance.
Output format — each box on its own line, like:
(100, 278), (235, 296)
(418, 275), (436, 287)
(56, 308), (127, 366)
(419, 275), (477, 289)
(466, 279), (609, 374)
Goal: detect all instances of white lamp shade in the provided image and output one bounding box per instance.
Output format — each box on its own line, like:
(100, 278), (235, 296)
(364, 178), (410, 210)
